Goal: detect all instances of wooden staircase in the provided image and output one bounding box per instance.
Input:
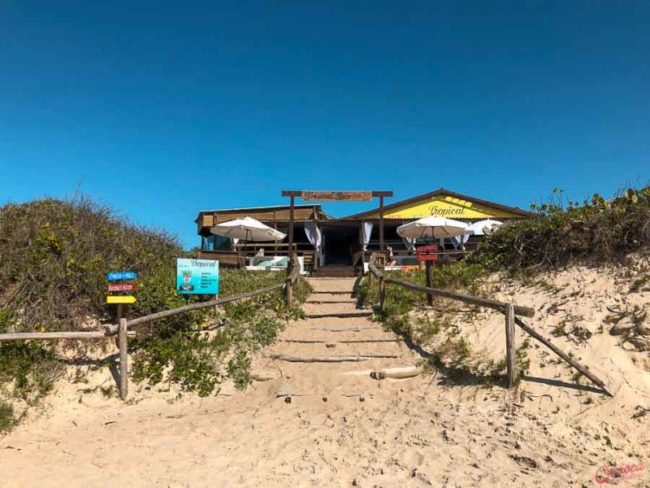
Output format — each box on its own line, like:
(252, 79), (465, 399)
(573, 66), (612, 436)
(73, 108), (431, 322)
(312, 265), (357, 278)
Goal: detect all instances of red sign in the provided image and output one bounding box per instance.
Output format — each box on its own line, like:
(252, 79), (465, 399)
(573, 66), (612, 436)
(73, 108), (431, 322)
(417, 254), (438, 262)
(107, 283), (137, 293)
(416, 244), (438, 254)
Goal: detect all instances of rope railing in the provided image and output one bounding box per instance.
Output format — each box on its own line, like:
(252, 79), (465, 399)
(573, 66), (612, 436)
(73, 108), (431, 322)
(366, 253), (611, 396)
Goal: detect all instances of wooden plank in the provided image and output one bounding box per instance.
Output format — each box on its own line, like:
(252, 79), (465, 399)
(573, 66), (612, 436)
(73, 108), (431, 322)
(104, 283), (284, 332)
(0, 330), (134, 341)
(514, 317), (612, 396)
(301, 191), (374, 202)
(107, 283), (137, 292)
(106, 296), (137, 304)
(385, 277), (535, 318)
(417, 254), (439, 262)
(416, 244), (438, 253)
(304, 311), (373, 319)
(118, 318), (128, 401)
(107, 271), (137, 281)
(311, 290), (354, 295)
(505, 303), (517, 388)
(281, 339), (402, 344)
(270, 354), (398, 363)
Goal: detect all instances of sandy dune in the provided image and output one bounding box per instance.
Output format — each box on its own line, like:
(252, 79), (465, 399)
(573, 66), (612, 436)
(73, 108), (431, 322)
(1, 275), (649, 487)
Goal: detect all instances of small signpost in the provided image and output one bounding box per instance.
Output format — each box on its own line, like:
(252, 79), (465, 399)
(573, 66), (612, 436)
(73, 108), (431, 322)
(107, 283), (137, 293)
(106, 296), (137, 304)
(107, 271), (138, 281)
(106, 270), (138, 321)
(416, 244), (439, 263)
(416, 244), (438, 306)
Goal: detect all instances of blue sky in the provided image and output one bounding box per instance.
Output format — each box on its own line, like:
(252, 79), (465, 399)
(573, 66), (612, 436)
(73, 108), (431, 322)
(1, 1), (648, 248)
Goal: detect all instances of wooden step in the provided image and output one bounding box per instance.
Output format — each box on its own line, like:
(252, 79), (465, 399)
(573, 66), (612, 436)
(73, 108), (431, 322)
(281, 339), (402, 344)
(313, 266), (357, 278)
(304, 311), (373, 319)
(311, 291), (354, 295)
(305, 300), (357, 304)
(270, 354), (398, 363)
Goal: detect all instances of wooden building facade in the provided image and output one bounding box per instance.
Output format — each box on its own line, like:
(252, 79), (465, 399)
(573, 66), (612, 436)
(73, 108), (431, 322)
(195, 188), (533, 271)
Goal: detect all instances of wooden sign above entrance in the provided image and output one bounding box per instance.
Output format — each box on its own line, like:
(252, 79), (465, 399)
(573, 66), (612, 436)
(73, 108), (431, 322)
(300, 191), (373, 202)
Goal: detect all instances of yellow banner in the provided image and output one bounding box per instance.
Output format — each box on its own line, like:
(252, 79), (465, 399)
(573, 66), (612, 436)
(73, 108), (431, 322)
(106, 296), (137, 304)
(376, 195), (521, 219)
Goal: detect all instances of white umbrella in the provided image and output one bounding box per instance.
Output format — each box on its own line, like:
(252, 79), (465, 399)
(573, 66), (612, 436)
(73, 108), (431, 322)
(397, 217), (468, 239)
(466, 219), (503, 236)
(210, 217), (286, 242)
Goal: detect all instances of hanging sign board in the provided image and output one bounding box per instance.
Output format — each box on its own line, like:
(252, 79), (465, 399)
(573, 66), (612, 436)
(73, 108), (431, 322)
(416, 243), (438, 263)
(417, 254), (438, 263)
(416, 244), (438, 254)
(106, 296), (137, 304)
(301, 191), (373, 202)
(176, 258), (219, 295)
(107, 271), (138, 282)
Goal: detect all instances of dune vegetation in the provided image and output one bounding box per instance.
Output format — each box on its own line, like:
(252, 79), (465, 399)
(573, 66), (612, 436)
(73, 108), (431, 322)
(0, 198), (309, 431)
(359, 187), (650, 386)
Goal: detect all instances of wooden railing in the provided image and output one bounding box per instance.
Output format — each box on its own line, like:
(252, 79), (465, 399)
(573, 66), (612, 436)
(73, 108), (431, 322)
(0, 260), (303, 401)
(367, 253), (611, 396)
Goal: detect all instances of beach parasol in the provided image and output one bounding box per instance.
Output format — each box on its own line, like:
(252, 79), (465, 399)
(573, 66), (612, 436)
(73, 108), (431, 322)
(466, 219), (503, 236)
(210, 217), (286, 242)
(397, 217), (468, 240)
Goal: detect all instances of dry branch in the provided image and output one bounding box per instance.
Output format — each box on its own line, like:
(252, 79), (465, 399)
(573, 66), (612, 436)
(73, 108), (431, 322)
(515, 317), (612, 396)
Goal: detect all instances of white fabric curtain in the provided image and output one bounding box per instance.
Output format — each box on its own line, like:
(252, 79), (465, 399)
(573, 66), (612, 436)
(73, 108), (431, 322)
(402, 237), (416, 251)
(304, 222), (323, 264)
(451, 232), (471, 250)
(361, 222), (373, 250)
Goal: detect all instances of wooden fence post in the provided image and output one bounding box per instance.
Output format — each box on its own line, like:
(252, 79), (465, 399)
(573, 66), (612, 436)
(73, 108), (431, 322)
(285, 278), (293, 306)
(425, 261), (433, 306)
(505, 303), (517, 388)
(118, 318), (129, 401)
(379, 276), (386, 311)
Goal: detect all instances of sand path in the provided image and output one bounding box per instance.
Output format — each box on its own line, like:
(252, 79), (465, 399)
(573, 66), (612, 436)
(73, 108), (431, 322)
(1, 278), (648, 487)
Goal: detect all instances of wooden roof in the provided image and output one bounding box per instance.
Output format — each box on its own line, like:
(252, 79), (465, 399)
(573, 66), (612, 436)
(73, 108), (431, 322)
(196, 204), (331, 234)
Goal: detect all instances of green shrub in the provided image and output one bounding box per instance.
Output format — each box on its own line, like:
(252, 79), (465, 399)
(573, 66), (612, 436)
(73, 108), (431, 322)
(473, 187), (650, 273)
(0, 198), (310, 405)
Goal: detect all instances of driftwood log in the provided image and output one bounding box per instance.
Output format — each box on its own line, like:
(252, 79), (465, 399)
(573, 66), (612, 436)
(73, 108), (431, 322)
(370, 366), (423, 380)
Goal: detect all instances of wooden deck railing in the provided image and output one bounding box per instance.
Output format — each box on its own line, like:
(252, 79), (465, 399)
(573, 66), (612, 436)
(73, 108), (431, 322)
(367, 253), (611, 396)
(0, 258), (303, 401)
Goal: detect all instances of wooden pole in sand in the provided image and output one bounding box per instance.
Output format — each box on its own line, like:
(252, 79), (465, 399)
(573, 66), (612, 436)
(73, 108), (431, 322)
(286, 195), (295, 306)
(505, 303), (517, 388)
(425, 261), (434, 306)
(118, 318), (128, 401)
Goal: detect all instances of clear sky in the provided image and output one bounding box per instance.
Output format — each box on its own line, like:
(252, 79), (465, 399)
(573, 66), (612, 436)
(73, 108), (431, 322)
(1, 1), (648, 248)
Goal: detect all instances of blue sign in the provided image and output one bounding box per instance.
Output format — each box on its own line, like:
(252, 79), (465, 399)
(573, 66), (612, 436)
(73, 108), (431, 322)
(107, 271), (138, 282)
(176, 258), (219, 295)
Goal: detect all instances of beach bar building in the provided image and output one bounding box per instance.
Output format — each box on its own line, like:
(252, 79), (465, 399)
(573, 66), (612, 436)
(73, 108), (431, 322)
(195, 188), (532, 274)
